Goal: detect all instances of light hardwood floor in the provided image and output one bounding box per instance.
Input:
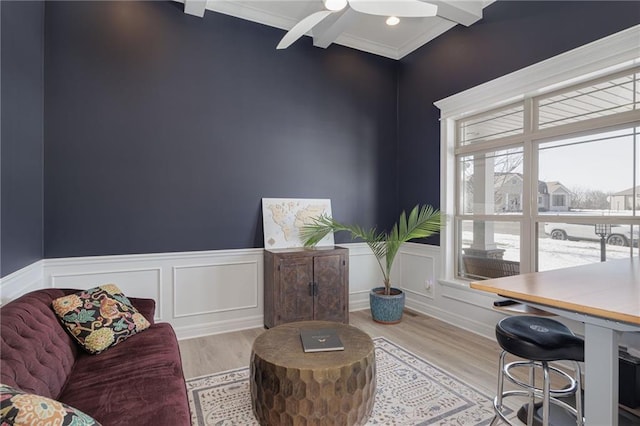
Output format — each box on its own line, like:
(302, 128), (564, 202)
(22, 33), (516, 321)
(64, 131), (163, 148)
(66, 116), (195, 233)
(179, 309), (640, 424)
(178, 309), (503, 396)
(179, 309), (527, 423)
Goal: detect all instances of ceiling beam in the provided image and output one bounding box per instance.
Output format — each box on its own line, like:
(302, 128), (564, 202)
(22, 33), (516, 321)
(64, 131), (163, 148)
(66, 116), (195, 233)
(312, 8), (359, 49)
(184, 0), (207, 18)
(431, 1), (484, 26)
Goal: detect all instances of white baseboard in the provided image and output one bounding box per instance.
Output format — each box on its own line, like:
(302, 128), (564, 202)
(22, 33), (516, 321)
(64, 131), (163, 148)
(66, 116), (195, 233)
(405, 296), (497, 340)
(174, 314), (265, 340)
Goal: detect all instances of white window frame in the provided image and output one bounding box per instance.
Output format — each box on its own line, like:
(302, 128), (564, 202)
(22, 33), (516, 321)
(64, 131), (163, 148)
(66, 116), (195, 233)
(435, 25), (640, 286)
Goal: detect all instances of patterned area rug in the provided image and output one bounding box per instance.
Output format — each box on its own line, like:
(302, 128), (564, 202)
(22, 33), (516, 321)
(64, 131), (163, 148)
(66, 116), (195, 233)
(187, 337), (502, 425)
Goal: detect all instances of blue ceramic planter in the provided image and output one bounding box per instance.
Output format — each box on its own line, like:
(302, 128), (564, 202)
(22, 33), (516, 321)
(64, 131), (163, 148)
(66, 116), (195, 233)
(369, 287), (405, 324)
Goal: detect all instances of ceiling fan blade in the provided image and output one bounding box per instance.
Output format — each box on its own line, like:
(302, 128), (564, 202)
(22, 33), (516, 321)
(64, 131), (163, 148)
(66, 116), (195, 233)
(276, 10), (334, 49)
(347, 0), (437, 17)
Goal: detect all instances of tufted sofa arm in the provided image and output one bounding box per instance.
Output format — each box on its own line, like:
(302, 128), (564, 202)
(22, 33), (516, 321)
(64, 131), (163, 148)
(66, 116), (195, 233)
(1, 289), (78, 398)
(0, 289), (157, 397)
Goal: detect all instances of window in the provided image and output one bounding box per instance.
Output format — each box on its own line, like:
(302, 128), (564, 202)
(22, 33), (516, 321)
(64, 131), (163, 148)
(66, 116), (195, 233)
(436, 27), (640, 282)
(455, 71), (640, 280)
(552, 194), (566, 207)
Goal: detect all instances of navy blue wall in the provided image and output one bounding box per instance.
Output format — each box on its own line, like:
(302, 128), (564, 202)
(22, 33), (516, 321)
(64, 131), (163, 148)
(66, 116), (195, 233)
(44, 1), (399, 258)
(3, 1), (638, 271)
(1, 1), (44, 276)
(398, 1), (640, 245)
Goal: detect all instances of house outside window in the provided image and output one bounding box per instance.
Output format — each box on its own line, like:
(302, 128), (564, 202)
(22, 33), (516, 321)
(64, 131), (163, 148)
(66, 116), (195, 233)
(436, 28), (640, 283)
(609, 186), (640, 210)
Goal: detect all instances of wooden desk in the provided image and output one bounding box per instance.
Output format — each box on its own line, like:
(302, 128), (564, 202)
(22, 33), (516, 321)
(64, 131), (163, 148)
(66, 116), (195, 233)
(471, 257), (640, 426)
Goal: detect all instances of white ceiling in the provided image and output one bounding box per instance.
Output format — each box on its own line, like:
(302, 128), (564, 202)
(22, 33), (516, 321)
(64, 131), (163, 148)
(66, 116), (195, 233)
(180, 0), (495, 60)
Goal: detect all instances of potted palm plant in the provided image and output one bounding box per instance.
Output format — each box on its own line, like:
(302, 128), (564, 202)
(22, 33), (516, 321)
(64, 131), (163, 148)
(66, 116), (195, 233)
(300, 204), (441, 323)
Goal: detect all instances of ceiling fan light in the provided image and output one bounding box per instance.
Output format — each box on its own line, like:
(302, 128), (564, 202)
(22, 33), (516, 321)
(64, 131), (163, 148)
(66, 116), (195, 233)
(386, 16), (400, 26)
(323, 0), (347, 11)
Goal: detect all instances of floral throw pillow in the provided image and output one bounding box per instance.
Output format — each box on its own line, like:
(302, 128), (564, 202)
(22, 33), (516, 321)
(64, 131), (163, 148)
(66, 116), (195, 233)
(0, 384), (100, 425)
(51, 284), (151, 354)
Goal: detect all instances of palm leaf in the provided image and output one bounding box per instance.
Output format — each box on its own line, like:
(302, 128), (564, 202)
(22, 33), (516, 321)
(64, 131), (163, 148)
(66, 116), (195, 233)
(300, 204), (442, 293)
(384, 205), (442, 275)
(395, 205), (441, 241)
(299, 214), (336, 246)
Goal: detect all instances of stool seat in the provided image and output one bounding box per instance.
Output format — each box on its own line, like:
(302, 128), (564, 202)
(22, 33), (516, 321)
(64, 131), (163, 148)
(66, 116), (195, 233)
(496, 316), (584, 362)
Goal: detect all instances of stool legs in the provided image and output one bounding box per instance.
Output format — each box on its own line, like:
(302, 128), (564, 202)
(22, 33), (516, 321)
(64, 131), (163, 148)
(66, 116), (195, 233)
(542, 362), (550, 426)
(491, 351), (508, 426)
(527, 362), (535, 425)
(491, 351), (583, 426)
(574, 362), (583, 426)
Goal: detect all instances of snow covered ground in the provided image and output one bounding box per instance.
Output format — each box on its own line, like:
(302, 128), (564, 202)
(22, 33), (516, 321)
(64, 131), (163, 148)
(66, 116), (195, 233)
(462, 231), (637, 271)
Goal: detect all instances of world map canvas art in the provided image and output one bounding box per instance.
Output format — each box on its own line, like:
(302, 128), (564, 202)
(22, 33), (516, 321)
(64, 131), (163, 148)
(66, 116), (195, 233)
(262, 198), (335, 249)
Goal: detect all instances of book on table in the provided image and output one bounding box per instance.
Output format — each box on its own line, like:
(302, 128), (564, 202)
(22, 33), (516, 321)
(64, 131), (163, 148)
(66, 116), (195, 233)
(300, 328), (344, 353)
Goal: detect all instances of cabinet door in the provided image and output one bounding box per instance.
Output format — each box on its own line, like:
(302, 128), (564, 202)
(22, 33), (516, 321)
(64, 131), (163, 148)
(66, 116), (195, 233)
(313, 254), (346, 322)
(278, 256), (314, 324)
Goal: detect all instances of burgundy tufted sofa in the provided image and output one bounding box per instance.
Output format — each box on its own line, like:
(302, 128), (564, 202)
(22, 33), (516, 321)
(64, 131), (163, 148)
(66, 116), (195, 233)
(0, 288), (191, 425)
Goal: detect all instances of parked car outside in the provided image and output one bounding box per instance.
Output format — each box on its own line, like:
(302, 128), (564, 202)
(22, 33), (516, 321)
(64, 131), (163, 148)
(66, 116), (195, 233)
(544, 222), (638, 247)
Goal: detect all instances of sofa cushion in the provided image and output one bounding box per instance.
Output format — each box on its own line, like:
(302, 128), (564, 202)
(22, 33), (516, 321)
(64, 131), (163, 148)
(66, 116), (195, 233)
(1, 289), (79, 399)
(58, 323), (190, 426)
(0, 383), (101, 426)
(51, 285), (151, 354)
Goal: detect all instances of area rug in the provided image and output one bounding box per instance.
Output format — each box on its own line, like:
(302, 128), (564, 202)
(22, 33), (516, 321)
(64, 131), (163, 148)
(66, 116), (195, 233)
(187, 337), (502, 425)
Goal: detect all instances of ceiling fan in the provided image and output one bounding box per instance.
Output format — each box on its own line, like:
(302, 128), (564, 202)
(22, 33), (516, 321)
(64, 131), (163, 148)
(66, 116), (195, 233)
(276, 0), (438, 49)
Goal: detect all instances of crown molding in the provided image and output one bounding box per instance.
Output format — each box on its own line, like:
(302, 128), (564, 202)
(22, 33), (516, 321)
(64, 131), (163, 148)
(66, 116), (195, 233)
(205, 0), (297, 31)
(398, 19), (457, 59)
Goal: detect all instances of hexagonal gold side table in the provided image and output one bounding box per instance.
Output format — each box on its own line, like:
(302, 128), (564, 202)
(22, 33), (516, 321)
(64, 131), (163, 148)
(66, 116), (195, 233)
(250, 321), (376, 426)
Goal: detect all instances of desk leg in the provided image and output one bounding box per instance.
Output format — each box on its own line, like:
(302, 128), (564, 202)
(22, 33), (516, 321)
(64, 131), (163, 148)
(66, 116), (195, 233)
(584, 323), (620, 426)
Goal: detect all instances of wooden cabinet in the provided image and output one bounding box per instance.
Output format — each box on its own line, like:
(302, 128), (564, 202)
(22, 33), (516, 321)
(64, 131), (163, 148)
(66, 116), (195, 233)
(264, 246), (349, 328)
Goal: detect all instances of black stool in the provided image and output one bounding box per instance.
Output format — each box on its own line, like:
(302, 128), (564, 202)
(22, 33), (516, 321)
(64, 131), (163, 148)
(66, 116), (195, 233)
(490, 315), (584, 426)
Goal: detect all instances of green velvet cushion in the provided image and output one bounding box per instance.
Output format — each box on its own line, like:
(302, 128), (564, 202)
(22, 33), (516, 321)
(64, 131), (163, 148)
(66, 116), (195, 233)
(0, 383), (100, 425)
(51, 284), (150, 354)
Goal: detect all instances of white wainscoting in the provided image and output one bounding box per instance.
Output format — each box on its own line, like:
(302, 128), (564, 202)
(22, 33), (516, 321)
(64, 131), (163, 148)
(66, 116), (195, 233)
(43, 249), (266, 340)
(0, 244), (397, 339)
(345, 243), (385, 311)
(0, 260), (44, 305)
(50, 266), (163, 320)
(172, 261), (259, 318)
(0, 243), (515, 342)
(398, 243), (503, 340)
